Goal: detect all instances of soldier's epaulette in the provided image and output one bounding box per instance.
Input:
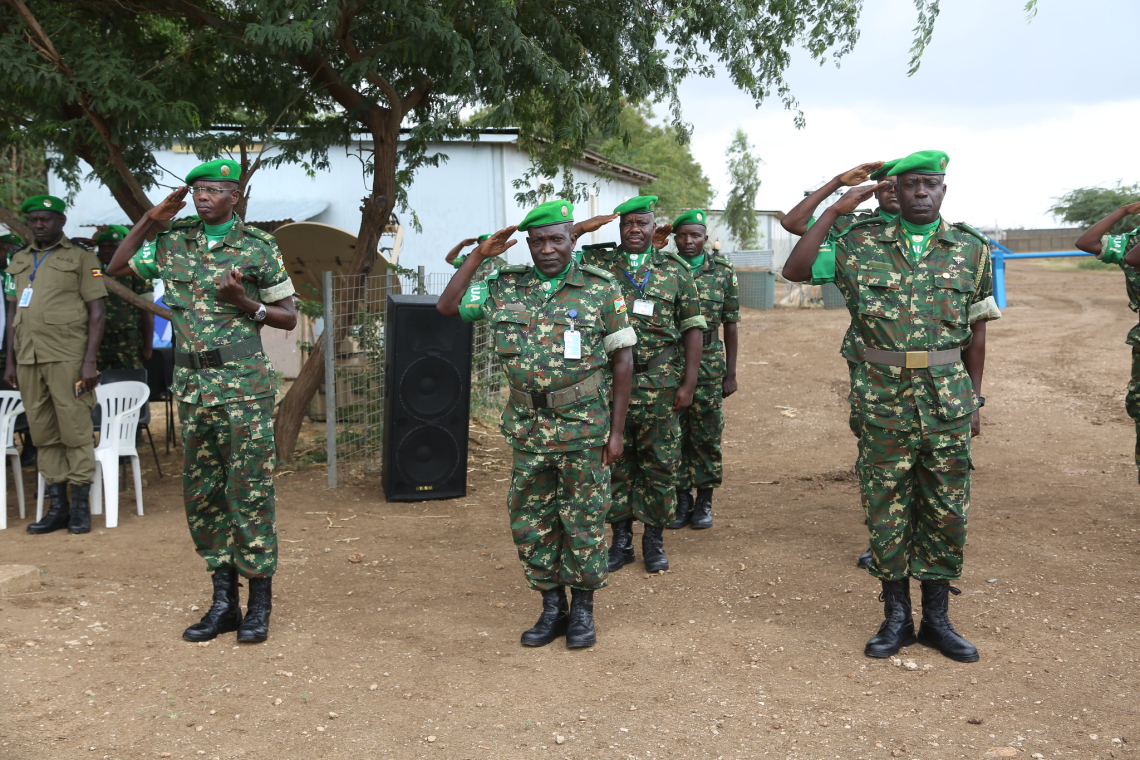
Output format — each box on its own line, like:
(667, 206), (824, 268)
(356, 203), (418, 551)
(170, 218), (200, 230)
(664, 250), (691, 269)
(72, 239), (93, 251)
(842, 216), (889, 237)
(242, 225), (278, 246)
(582, 242), (617, 252)
(711, 254), (733, 269)
(495, 264), (530, 276)
(951, 222), (991, 247)
(579, 263), (616, 282)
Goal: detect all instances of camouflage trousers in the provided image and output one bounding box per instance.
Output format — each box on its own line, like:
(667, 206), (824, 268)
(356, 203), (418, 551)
(508, 446), (609, 591)
(97, 330), (143, 371)
(1127, 348), (1140, 484)
(678, 383), (724, 489)
(846, 360), (861, 438)
(608, 386), (680, 528)
(179, 397), (278, 579)
(858, 420), (971, 582)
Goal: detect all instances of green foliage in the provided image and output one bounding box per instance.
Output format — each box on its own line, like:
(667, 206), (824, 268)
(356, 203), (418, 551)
(591, 103), (712, 221)
(723, 129), (761, 250)
(1049, 184), (1140, 235)
(0, 142), (47, 211)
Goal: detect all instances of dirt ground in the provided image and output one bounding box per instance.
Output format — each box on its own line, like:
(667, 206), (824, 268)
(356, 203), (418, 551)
(2, 260), (1139, 760)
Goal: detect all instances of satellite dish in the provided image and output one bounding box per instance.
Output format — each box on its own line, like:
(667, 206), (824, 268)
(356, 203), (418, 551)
(274, 221), (398, 301)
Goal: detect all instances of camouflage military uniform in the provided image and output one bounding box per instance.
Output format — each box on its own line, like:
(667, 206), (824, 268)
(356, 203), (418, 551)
(460, 261), (636, 590)
(5, 237), (106, 485)
(1094, 229), (1140, 482)
(97, 264), (152, 370)
(129, 216), (295, 579)
(834, 218), (1001, 582)
(674, 254), (740, 490)
(453, 254), (506, 281)
(583, 245), (706, 527)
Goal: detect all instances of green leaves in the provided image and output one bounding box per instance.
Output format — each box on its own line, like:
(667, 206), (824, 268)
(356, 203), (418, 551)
(723, 128), (761, 250)
(1050, 184), (1140, 236)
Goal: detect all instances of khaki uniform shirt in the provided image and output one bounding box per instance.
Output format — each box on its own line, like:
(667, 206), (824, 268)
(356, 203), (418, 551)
(4, 236), (107, 364)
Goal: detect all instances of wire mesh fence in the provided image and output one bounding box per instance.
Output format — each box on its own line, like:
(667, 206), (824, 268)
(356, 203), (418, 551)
(317, 269), (503, 479)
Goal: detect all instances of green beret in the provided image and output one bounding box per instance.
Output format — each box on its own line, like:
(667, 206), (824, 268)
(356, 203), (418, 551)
(870, 159), (901, 180)
(20, 194), (66, 214)
(94, 224), (130, 244)
(0, 233), (24, 246)
(519, 200), (574, 231)
(614, 196), (657, 216)
(477, 234), (491, 242)
(891, 150), (948, 176)
(672, 209), (707, 228)
(185, 159), (241, 184)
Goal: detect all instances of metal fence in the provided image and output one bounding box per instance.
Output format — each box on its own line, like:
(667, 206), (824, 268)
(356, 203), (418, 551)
(318, 269), (503, 484)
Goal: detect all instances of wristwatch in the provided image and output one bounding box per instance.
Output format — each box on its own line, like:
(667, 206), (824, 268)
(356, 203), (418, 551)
(250, 303), (267, 322)
(976, 395), (986, 408)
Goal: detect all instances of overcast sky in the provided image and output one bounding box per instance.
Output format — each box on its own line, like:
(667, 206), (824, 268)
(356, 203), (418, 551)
(672, 0), (1140, 230)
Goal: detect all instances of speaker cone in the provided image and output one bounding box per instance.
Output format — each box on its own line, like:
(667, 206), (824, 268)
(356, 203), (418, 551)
(396, 426), (459, 487)
(399, 356), (462, 421)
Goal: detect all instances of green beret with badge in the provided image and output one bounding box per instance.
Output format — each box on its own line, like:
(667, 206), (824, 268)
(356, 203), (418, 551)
(185, 158), (241, 184)
(0, 233), (24, 246)
(477, 233), (491, 242)
(672, 209), (707, 228)
(614, 195), (657, 216)
(518, 199), (574, 231)
(20, 194), (66, 215)
(891, 150), (949, 176)
(870, 159), (901, 180)
(94, 224), (131, 244)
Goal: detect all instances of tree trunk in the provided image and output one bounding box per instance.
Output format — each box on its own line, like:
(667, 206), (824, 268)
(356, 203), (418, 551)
(103, 277), (171, 320)
(0, 205), (31, 239)
(273, 127), (398, 463)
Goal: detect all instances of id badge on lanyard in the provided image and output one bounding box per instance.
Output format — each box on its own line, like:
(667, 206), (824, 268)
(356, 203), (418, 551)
(623, 268), (654, 317)
(18, 287), (32, 308)
(564, 309), (582, 360)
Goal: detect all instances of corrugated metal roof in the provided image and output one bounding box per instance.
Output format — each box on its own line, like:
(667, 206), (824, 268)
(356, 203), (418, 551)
(78, 198), (328, 227)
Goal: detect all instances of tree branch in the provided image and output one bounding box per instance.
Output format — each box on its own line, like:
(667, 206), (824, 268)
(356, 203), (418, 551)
(0, 204), (31, 239)
(104, 277), (171, 320)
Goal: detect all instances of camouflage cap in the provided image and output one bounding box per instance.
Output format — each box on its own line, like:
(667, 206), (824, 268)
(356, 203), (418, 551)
(20, 194), (66, 214)
(892, 150), (948, 176)
(614, 196), (657, 216)
(870, 159), (902, 180)
(672, 209), (707, 228)
(94, 224), (131, 244)
(519, 200), (574, 231)
(185, 158), (240, 184)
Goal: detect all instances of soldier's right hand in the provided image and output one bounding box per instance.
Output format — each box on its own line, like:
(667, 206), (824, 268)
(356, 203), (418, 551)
(3, 364), (16, 390)
(478, 226), (518, 260)
(830, 182), (887, 217)
(147, 186), (189, 223)
(1121, 201), (1140, 216)
(837, 162), (885, 187)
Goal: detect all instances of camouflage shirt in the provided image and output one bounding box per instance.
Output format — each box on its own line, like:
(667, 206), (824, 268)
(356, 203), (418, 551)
(582, 245), (706, 389)
(1098, 229), (1140, 346)
(460, 261), (636, 453)
(102, 262), (153, 339)
(129, 216), (295, 406)
(671, 253), (741, 384)
(834, 218), (1002, 433)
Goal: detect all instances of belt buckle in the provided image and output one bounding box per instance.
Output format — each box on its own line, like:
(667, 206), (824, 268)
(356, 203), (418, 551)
(531, 392), (548, 410)
(904, 351), (929, 369)
(200, 348), (223, 368)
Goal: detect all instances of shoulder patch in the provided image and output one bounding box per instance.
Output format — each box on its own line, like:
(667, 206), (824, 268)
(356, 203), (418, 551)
(951, 222), (991, 247)
(580, 263), (616, 282)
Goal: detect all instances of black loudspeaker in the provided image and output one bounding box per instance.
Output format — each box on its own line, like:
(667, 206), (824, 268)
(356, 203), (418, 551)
(382, 294), (473, 501)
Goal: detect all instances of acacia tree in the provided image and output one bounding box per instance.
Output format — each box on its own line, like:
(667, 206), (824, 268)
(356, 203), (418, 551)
(1050, 183), (1140, 235)
(723, 128), (761, 250)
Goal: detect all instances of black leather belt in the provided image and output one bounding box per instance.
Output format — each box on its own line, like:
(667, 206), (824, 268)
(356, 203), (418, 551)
(510, 370), (603, 410)
(634, 344), (675, 374)
(702, 329), (718, 347)
(175, 336), (264, 369)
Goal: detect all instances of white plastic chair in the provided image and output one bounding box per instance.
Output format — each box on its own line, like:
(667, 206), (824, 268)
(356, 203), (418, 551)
(0, 390), (27, 529)
(38, 381), (149, 529)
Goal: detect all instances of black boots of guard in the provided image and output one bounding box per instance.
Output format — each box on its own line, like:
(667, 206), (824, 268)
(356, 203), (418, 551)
(864, 579), (917, 658)
(642, 525), (669, 573)
(183, 570), (243, 642)
(669, 489), (694, 528)
(916, 582), (979, 662)
(27, 483), (71, 534)
(566, 588), (596, 648)
(69, 483), (92, 534)
(607, 519), (635, 571)
(237, 577), (273, 643)
(521, 587), (569, 647)
(691, 487), (713, 530)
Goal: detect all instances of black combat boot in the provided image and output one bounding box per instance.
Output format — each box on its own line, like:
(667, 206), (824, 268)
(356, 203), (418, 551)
(690, 488), (713, 530)
(520, 587), (569, 647)
(856, 548), (873, 569)
(565, 588), (596, 649)
(669, 489), (694, 529)
(607, 519), (635, 572)
(916, 582), (979, 662)
(27, 483), (70, 534)
(642, 524), (669, 573)
(864, 578), (917, 658)
(182, 570), (243, 642)
(68, 483), (92, 534)
(237, 576), (272, 643)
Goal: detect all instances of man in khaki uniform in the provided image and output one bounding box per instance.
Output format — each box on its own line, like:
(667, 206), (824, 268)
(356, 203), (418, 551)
(4, 195), (106, 535)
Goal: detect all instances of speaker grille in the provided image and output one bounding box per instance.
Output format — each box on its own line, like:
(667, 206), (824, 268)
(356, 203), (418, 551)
(396, 426), (460, 487)
(398, 356), (462, 421)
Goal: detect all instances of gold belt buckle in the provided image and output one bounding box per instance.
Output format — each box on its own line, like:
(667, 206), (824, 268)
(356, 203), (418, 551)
(905, 351), (929, 369)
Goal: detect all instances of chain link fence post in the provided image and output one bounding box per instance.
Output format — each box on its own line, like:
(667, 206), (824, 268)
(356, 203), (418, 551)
(323, 270), (337, 488)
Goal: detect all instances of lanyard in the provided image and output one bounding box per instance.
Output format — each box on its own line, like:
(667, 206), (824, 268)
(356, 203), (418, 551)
(29, 246), (58, 283)
(621, 268), (651, 294)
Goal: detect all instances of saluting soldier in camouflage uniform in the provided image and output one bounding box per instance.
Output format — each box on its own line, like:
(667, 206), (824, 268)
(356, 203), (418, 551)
(5, 195), (106, 535)
(108, 159), (297, 644)
(94, 225), (153, 371)
(783, 160), (901, 568)
(784, 150), (1001, 663)
(583, 196), (706, 573)
(1074, 203), (1140, 479)
(438, 200), (635, 649)
(446, 234), (504, 280)
(666, 209), (740, 530)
